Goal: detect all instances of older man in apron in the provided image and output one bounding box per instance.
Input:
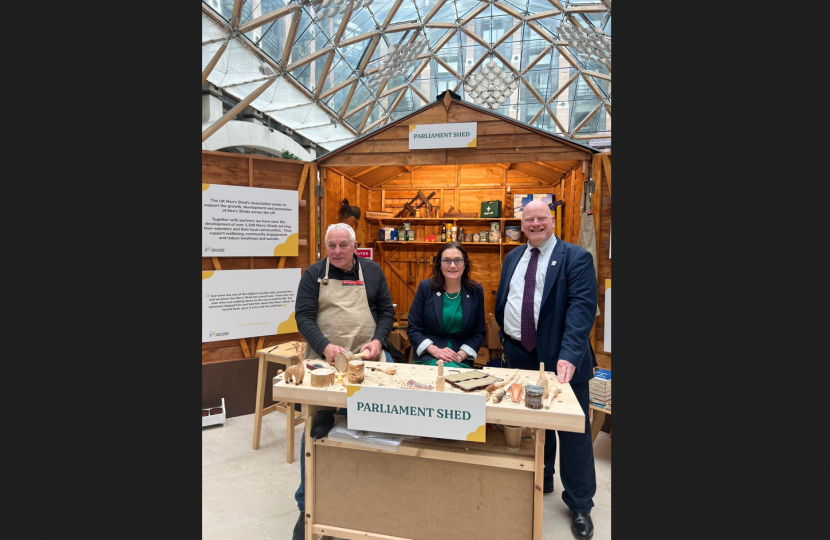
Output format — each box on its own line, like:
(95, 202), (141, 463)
(292, 223), (395, 540)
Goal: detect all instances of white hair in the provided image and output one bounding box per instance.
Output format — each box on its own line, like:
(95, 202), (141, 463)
(325, 223), (356, 242)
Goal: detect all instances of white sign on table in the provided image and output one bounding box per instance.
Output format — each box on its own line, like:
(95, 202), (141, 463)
(202, 269), (301, 342)
(409, 122), (477, 150)
(346, 385), (486, 442)
(202, 183), (298, 257)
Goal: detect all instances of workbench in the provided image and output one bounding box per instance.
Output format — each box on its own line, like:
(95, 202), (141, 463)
(273, 361), (585, 540)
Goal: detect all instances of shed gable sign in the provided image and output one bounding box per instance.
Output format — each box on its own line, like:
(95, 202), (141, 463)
(409, 122), (477, 150)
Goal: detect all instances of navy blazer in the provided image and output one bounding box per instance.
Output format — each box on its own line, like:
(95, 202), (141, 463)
(494, 237), (598, 384)
(406, 279), (487, 367)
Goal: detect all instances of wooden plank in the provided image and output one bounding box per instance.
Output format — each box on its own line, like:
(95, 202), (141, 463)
(446, 149), (590, 165)
(312, 525), (412, 540)
(297, 163), (309, 199)
(252, 354), (269, 450)
(315, 437), (533, 471)
(310, 164), (319, 266)
(533, 428), (545, 540)
(323, 150), (448, 167)
(601, 154), (611, 195)
(303, 404), (322, 540)
(239, 338), (251, 358)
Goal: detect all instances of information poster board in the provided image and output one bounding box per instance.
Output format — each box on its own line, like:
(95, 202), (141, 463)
(202, 269), (301, 342)
(202, 183), (298, 257)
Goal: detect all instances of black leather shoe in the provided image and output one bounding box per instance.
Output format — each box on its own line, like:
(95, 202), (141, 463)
(292, 511), (305, 540)
(310, 414), (335, 439)
(570, 511), (594, 539)
(543, 476), (554, 494)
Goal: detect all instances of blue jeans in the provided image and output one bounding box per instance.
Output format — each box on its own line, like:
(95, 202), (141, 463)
(295, 350), (392, 511)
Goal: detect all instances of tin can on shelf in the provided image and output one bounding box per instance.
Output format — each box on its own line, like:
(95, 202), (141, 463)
(490, 221), (500, 232)
(479, 230), (488, 243)
(505, 225), (522, 243)
(402, 221), (411, 231)
(472, 233), (480, 243)
(524, 385), (544, 409)
(464, 234), (472, 242)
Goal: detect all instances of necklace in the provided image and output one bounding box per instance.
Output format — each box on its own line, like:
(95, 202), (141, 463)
(444, 289), (461, 300)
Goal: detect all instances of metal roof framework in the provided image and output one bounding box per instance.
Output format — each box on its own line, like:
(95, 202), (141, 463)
(201, 0), (610, 152)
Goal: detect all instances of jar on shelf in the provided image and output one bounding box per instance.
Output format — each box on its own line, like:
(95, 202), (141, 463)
(473, 232), (480, 243)
(451, 226), (457, 242)
(490, 221), (500, 233)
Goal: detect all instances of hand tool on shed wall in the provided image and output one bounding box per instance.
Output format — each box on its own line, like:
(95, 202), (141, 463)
(395, 190), (436, 218)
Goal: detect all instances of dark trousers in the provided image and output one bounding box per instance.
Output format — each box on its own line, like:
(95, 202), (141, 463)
(502, 337), (596, 512)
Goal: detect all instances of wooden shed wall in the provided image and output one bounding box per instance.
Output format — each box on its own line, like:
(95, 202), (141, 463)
(320, 163), (587, 326)
(591, 154), (612, 370)
(201, 150), (315, 415)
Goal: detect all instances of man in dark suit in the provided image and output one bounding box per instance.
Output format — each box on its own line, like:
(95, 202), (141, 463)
(495, 200), (598, 539)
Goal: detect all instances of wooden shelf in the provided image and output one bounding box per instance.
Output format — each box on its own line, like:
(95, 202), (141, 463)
(372, 241), (522, 246)
(368, 217), (521, 223)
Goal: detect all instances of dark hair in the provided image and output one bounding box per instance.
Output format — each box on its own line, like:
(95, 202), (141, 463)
(430, 241), (479, 292)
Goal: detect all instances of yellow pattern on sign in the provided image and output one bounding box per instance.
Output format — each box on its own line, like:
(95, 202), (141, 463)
(202, 183), (211, 191)
(273, 233), (299, 256)
(202, 271), (214, 280)
(467, 138), (477, 147)
(466, 424), (486, 442)
(277, 311), (298, 334)
(409, 125), (417, 132)
(346, 385), (362, 397)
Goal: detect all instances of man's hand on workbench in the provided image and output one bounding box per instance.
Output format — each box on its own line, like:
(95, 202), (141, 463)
(358, 339), (382, 360)
(556, 359), (575, 384)
(323, 343), (345, 365)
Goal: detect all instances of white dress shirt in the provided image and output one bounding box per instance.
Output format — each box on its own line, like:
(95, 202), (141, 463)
(503, 234), (557, 342)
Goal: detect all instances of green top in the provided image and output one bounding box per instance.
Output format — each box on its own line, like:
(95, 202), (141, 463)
(414, 291), (467, 368)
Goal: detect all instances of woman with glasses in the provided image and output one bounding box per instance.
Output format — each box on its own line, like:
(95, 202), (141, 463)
(406, 241), (487, 368)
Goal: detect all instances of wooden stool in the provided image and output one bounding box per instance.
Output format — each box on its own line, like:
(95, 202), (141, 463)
(252, 341), (306, 462)
(589, 404), (611, 444)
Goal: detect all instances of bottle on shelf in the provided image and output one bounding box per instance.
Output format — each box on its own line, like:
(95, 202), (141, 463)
(441, 223), (447, 243)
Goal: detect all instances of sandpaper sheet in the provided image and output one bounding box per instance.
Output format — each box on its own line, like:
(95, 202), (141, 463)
(450, 377), (500, 391)
(444, 370), (500, 383)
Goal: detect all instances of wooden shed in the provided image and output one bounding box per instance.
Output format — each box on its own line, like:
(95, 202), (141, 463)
(315, 91), (611, 369)
(201, 92), (612, 417)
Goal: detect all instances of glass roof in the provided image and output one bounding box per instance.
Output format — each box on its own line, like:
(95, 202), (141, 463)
(202, 0), (610, 151)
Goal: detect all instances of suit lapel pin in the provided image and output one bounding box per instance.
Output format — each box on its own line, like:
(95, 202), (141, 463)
(437, 292), (441, 296)
(466, 294), (469, 298)
(551, 261), (556, 266)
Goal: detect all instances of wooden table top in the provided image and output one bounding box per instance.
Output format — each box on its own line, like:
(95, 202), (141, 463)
(271, 361), (585, 433)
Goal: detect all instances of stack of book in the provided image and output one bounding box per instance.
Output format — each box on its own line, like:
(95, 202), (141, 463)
(589, 369), (611, 411)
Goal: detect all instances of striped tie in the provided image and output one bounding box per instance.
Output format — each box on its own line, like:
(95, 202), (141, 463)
(521, 248), (540, 352)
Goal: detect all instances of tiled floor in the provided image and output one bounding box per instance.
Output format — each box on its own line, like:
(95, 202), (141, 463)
(203, 412), (611, 540)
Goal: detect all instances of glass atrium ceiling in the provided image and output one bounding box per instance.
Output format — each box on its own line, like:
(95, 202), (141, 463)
(202, 0), (610, 151)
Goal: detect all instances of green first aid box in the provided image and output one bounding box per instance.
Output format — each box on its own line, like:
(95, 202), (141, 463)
(480, 200), (502, 218)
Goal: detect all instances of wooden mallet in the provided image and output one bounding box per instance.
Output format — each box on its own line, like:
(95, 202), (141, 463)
(334, 349), (371, 373)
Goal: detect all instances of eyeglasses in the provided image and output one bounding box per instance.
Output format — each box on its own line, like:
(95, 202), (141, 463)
(440, 258), (466, 267)
(522, 216), (551, 224)
(326, 242), (352, 251)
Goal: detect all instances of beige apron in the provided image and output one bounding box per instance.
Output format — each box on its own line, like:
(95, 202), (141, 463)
(302, 258), (378, 362)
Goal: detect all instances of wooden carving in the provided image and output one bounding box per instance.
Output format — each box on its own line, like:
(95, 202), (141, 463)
(310, 368), (335, 388)
(284, 362), (305, 385)
(347, 360), (365, 384)
(537, 364), (550, 399)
